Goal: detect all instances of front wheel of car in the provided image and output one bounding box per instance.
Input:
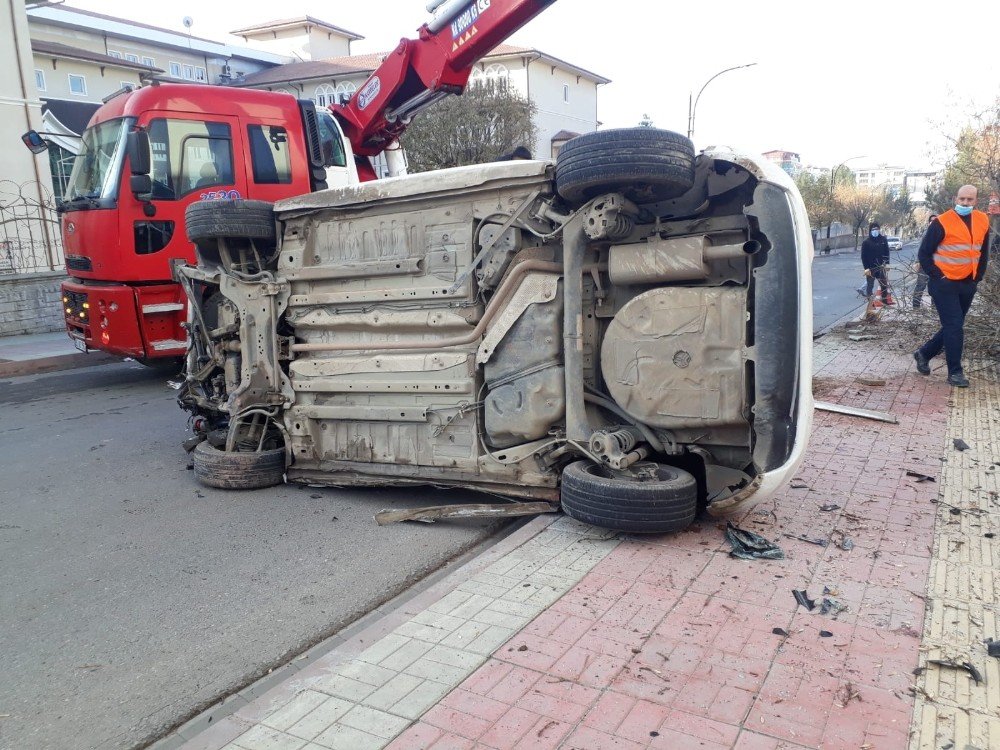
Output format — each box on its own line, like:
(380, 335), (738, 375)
(192, 442), (285, 490)
(560, 460), (698, 534)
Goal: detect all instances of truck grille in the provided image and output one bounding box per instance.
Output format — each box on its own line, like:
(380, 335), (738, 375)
(63, 289), (89, 324)
(65, 255), (93, 272)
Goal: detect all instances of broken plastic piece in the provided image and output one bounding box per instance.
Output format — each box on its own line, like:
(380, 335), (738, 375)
(814, 401), (898, 423)
(784, 533), (828, 547)
(922, 659), (983, 685)
(819, 630), (833, 638)
(905, 470), (936, 483)
(819, 598), (848, 617)
(793, 590), (816, 611)
(772, 627), (789, 636)
(819, 504), (841, 512)
(986, 639), (1000, 658)
(954, 438), (970, 452)
(724, 522), (785, 560)
(374, 501), (557, 525)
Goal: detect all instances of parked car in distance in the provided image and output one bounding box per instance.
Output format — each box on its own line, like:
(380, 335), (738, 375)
(887, 236), (902, 251)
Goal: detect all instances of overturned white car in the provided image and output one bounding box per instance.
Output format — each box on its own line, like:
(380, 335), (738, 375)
(177, 128), (813, 533)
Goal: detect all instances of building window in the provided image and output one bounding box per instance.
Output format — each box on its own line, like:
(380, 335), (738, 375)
(195, 67), (206, 82)
(142, 56), (155, 67)
(183, 64), (194, 80)
(108, 50), (122, 59)
(125, 53), (139, 63)
(169, 62), (181, 78)
(470, 64), (509, 87)
(334, 81), (357, 104)
(35, 69), (45, 91)
(314, 83), (336, 107)
(69, 74), (87, 96)
(563, 84), (569, 103)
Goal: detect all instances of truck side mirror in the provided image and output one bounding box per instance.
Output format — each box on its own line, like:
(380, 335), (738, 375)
(21, 130), (49, 154)
(130, 174), (152, 195)
(126, 130), (151, 175)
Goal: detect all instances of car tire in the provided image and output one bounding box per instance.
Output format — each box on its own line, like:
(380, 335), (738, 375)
(184, 199), (277, 246)
(560, 460), (698, 533)
(192, 441), (285, 490)
(555, 128), (696, 207)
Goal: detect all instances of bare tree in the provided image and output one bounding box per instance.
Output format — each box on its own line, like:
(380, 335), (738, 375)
(400, 79), (536, 172)
(835, 183), (890, 249)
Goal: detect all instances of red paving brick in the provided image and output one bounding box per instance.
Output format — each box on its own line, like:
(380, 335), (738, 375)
(397, 342), (950, 750)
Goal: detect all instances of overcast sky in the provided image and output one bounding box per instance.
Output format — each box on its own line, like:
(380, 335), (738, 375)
(65, 0), (1000, 171)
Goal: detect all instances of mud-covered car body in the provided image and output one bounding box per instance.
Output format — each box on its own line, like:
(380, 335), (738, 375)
(177, 131), (813, 531)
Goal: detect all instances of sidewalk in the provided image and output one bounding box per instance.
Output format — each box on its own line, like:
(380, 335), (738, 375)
(0, 330), (113, 377)
(158, 332), (999, 750)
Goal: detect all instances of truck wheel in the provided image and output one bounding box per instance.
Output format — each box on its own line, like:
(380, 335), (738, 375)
(184, 199), (277, 246)
(560, 460), (697, 533)
(192, 442), (285, 490)
(555, 128), (695, 206)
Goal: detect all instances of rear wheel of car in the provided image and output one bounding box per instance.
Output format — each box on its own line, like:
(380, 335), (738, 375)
(555, 128), (696, 207)
(192, 441), (285, 490)
(560, 460), (698, 533)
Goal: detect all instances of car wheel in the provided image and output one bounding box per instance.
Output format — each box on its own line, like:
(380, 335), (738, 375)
(192, 441), (285, 490)
(555, 128), (696, 207)
(184, 199), (277, 246)
(560, 460), (697, 533)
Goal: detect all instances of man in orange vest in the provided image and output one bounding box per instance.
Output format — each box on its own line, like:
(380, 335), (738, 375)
(913, 185), (991, 387)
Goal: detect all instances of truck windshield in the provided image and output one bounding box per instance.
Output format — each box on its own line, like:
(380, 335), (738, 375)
(64, 118), (132, 205)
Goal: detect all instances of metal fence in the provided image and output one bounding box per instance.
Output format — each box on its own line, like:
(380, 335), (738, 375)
(0, 180), (64, 275)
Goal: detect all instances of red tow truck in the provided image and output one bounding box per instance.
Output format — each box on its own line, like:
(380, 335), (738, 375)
(25, 0), (555, 365)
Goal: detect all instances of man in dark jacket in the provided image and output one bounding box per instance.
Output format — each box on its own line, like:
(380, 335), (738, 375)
(860, 221), (893, 304)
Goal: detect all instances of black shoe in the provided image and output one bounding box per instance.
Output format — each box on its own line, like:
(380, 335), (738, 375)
(913, 350), (930, 375)
(948, 373), (970, 388)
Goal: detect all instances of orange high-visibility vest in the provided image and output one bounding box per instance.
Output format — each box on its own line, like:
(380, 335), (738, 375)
(934, 209), (989, 280)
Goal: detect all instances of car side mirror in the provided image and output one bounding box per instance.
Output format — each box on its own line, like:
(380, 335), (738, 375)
(126, 130), (151, 175)
(21, 130), (49, 154)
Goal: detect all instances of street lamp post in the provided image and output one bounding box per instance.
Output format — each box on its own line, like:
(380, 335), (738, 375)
(825, 155), (866, 253)
(687, 63), (757, 141)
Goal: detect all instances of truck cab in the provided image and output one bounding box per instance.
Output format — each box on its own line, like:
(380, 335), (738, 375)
(58, 85), (349, 363)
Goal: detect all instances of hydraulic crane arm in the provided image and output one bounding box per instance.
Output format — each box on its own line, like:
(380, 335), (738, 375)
(331, 0), (556, 157)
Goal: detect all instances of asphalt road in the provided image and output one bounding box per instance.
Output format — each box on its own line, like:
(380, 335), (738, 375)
(0, 363), (506, 750)
(812, 241), (921, 333)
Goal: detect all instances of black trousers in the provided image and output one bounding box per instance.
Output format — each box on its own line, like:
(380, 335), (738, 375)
(864, 267), (888, 297)
(918, 277), (977, 375)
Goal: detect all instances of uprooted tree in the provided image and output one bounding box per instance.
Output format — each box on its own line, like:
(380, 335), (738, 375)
(400, 79), (537, 172)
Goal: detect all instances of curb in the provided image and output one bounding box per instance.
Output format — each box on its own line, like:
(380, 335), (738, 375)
(0, 351), (117, 378)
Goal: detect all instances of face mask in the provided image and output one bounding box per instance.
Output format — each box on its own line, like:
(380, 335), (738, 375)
(955, 204), (973, 216)
(870, 230), (880, 237)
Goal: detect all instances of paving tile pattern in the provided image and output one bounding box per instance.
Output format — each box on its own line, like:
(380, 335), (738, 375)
(387, 335), (955, 749)
(215, 522), (621, 750)
(909, 364), (1000, 750)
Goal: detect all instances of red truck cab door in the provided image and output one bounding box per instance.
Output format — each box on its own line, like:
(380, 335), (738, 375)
(130, 112), (249, 276)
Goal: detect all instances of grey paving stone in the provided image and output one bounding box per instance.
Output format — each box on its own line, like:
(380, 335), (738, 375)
(284, 697), (354, 741)
(311, 673), (377, 701)
(229, 724), (307, 750)
(337, 661), (399, 689)
(361, 672), (424, 712)
(377, 637), (435, 672)
(388, 677), (457, 720)
(356, 633), (410, 666)
(262, 691), (333, 732)
(339, 705), (411, 739)
(311, 723), (386, 750)
(403, 656), (470, 685)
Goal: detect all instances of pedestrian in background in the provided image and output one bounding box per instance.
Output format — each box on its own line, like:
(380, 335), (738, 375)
(911, 213), (935, 307)
(913, 186), (990, 387)
(861, 221), (894, 304)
